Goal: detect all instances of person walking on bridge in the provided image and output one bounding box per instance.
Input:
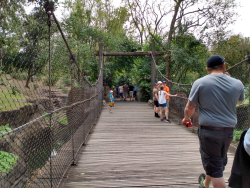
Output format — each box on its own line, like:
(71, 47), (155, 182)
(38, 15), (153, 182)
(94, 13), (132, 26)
(153, 83), (160, 118)
(129, 83), (134, 101)
(109, 90), (114, 113)
(123, 83), (129, 101)
(133, 83), (138, 101)
(158, 85), (177, 122)
(162, 81), (171, 122)
(118, 84), (123, 100)
(182, 55), (245, 188)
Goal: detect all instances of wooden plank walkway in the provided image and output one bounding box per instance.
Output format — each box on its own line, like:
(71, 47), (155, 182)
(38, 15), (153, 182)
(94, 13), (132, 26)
(60, 100), (235, 188)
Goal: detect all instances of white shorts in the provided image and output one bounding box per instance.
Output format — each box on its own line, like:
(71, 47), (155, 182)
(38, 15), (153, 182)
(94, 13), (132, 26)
(129, 91), (133, 97)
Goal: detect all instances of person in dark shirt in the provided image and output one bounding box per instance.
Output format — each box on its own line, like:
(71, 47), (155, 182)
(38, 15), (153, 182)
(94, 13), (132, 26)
(182, 55), (244, 188)
(129, 83), (134, 101)
(116, 86), (119, 98)
(123, 83), (129, 101)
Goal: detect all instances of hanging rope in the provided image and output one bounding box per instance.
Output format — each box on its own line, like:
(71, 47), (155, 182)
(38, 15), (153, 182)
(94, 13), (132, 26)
(151, 52), (248, 86)
(150, 52), (192, 86)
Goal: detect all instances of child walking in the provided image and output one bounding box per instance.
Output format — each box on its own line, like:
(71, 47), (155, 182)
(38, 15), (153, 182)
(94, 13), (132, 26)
(109, 90), (114, 113)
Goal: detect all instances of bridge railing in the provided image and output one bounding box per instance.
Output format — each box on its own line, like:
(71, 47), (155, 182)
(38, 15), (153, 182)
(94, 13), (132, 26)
(153, 53), (250, 133)
(0, 2), (103, 188)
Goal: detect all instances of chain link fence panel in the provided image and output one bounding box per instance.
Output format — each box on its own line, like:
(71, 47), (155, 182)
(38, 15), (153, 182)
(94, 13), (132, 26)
(0, 2), (103, 188)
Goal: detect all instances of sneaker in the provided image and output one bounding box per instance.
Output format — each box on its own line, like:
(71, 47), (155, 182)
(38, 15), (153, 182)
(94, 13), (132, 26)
(110, 111), (113, 113)
(198, 173), (208, 188)
(166, 119), (171, 123)
(161, 119), (168, 123)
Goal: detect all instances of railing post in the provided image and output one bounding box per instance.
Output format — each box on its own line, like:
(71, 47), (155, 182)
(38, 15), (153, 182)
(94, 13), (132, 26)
(69, 54), (76, 166)
(99, 38), (103, 101)
(151, 40), (156, 100)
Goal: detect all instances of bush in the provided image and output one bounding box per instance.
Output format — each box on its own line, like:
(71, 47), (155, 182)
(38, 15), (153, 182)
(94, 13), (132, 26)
(62, 87), (68, 94)
(44, 76), (59, 86)
(233, 130), (244, 142)
(0, 151), (19, 175)
(34, 84), (39, 90)
(0, 78), (6, 85)
(0, 124), (12, 140)
(35, 74), (43, 81)
(58, 116), (68, 125)
(62, 76), (71, 86)
(59, 84), (68, 94)
(10, 86), (21, 95)
(11, 71), (28, 80)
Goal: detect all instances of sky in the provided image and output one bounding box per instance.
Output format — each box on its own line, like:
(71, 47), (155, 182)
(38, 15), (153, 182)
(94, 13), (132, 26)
(112, 0), (250, 38)
(25, 0), (250, 38)
(227, 0), (250, 38)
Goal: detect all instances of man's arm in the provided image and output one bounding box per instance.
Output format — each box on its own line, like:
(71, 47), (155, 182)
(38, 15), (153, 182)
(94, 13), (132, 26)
(182, 100), (196, 125)
(237, 101), (243, 105)
(164, 91), (177, 97)
(155, 93), (158, 101)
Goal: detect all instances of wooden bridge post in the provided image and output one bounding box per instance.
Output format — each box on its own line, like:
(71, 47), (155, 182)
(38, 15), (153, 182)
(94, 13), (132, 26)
(151, 40), (156, 100)
(99, 38), (104, 100)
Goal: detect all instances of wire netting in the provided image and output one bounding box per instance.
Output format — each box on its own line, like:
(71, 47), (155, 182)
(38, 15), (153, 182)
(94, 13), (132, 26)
(0, 2), (103, 188)
(153, 53), (250, 132)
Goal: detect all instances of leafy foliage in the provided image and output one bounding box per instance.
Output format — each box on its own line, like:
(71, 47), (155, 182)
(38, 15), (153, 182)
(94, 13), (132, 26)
(0, 151), (19, 175)
(58, 117), (68, 125)
(0, 124), (12, 140)
(170, 34), (209, 83)
(233, 130), (244, 142)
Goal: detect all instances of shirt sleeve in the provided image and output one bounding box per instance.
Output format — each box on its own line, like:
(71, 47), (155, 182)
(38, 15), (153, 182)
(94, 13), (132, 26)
(239, 82), (245, 101)
(188, 81), (200, 103)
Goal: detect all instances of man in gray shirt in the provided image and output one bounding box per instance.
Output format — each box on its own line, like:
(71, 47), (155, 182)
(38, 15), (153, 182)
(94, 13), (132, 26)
(182, 55), (244, 188)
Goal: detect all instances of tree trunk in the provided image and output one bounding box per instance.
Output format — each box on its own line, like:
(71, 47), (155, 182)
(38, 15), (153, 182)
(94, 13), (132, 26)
(25, 65), (33, 88)
(0, 48), (2, 67)
(166, 0), (182, 87)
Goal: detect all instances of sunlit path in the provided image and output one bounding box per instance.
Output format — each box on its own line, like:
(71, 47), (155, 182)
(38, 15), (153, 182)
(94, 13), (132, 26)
(61, 101), (234, 188)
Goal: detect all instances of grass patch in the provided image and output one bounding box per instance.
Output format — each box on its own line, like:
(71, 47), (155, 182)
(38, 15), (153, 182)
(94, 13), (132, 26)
(0, 151), (19, 175)
(58, 116), (68, 125)
(0, 90), (31, 111)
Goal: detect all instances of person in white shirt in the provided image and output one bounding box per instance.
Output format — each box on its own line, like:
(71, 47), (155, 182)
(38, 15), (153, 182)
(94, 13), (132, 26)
(158, 85), (177, 123)
(118, 84), (123, 100)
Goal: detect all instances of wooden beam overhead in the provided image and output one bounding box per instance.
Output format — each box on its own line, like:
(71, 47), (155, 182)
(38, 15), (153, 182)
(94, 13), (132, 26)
(94, 51), (165, 56)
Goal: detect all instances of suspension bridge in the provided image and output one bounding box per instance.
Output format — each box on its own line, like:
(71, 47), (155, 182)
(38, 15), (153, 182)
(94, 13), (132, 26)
(1, 2), (250, 188)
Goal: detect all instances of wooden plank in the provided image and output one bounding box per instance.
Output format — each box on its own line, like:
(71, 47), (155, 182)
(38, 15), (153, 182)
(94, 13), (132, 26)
(60, 100), (235, 188)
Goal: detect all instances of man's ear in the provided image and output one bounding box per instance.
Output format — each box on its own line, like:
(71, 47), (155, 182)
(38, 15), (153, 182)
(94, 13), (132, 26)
(206, 67), (209, 73)
(222, 63), (226, 71)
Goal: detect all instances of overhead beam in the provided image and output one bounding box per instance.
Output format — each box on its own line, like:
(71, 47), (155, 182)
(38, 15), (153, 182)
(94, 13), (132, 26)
(94, 51), (165, 56)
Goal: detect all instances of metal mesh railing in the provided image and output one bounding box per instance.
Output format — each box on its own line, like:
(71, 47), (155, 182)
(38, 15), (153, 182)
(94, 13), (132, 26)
(152, 53), (250, 133)
(0, 2), (103, 188)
